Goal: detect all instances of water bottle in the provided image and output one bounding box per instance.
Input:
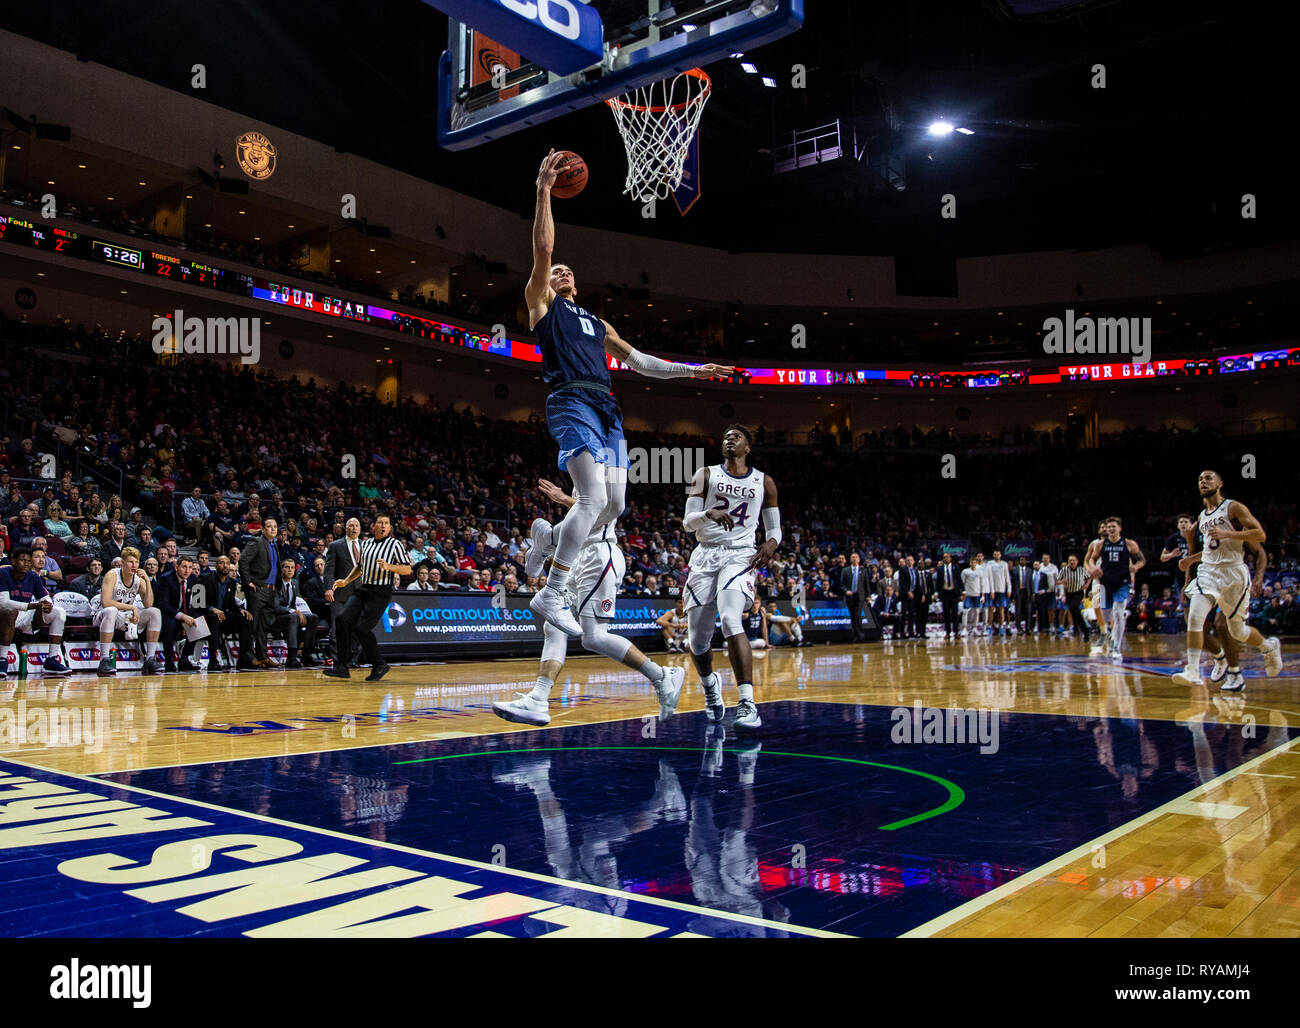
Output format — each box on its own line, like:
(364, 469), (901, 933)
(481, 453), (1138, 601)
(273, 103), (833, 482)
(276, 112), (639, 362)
(17, 647), (28, 680)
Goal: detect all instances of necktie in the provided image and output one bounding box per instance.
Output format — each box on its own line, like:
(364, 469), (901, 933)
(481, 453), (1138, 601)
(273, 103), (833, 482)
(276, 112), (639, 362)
(351, 540), (360, 566)
(267, 540), (277, 585)
(852, 567), (858, 592)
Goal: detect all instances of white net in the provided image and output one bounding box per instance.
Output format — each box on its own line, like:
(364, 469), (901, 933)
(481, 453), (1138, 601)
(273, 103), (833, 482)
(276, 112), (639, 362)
(606, 68), (711, 204)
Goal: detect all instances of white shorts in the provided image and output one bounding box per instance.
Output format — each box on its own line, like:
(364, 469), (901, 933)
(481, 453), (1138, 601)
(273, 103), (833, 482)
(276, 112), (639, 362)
(95, 605), (161, 634)
(683, 545), (755, 611)
(1187, 563), (1251, 623)
(14, 605), (66, 634)
(565, 539), (625, 619)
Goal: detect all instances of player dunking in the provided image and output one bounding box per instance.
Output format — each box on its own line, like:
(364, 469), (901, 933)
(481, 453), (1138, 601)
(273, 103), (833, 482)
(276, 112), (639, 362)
(494, 478), (684, 725)
(682, 425), (780, 731)
(1173, 470), (1282, 686)
(523, 150), (732, 637)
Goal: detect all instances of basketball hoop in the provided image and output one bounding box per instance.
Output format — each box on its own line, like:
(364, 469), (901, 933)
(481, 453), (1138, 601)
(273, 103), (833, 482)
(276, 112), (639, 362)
(606, 68), (711, 204)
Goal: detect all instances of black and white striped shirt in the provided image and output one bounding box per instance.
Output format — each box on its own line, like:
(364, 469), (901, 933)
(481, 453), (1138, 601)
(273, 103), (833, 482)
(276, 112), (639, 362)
(1059, 565), (1089, 594)
(358, 535), (410, 587)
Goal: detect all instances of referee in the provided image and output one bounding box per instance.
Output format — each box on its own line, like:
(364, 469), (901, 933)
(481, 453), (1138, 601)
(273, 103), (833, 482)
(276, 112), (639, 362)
(1059, 554), (1091, 642)
(325, 515), (411, 681)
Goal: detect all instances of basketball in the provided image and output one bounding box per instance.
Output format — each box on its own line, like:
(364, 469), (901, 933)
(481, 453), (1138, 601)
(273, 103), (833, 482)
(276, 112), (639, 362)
(551, 150), (588, 198)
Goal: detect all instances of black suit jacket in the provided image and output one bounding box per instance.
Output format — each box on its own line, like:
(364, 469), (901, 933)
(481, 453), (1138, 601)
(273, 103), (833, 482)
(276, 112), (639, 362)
(239, 534), (277, 591)
(324, 538), (361, 602)
(896, 566), (917, 597)
(1013, 565), (1034, 594)
(839, 564), (869, 601)
(200, 571), (240, 619)
(101, 537), (127, 565)
(155, 569), (212, 623)
(269, 576), (303, 617)
(300, 571), (329, 615)
(936, 562), (961, 593)
(872, 594), (900, 618)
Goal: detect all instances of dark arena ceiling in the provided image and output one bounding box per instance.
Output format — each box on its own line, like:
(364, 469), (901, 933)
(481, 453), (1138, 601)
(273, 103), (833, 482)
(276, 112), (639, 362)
(3, 0), (1295, 258)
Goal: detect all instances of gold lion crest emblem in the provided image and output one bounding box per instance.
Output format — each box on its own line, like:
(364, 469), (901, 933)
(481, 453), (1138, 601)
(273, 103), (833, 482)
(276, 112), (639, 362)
(236, 131), (277, 180)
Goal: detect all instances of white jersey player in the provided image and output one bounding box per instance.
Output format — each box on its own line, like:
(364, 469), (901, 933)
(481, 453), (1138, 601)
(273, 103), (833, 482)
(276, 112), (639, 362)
(682, 425), (781, 732)
(95, 547), (164, 676)
(494, 479), (683, 726)
(1173, 470), (1282, 687)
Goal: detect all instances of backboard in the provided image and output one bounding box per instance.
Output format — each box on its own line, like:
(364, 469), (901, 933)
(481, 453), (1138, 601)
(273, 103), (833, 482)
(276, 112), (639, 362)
(432, 0), (804, 150)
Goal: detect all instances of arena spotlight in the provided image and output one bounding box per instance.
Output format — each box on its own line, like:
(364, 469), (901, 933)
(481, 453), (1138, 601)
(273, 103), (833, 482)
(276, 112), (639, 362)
(927, 120), (955, 137)
(741, 62), (758, 74)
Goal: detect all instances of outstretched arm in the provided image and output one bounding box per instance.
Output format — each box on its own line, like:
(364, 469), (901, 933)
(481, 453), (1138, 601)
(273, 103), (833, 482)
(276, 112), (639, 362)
(602, 319), (734, 380)
(525, 151), (566, 328)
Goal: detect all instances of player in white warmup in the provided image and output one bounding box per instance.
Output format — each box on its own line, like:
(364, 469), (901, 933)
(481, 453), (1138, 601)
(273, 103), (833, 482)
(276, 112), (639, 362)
(682, 426), (780, 732)
(1173, 470), (1283, 686)
(493, 479), (684, 726)
(95, 546), (164, 675)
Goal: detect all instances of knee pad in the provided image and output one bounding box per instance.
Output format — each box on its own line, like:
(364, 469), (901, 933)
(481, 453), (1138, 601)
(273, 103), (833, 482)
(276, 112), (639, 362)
(1186, 593), (1214, 632)
(541, 622), (568, 665)
(45, 607), (67, 633)
(1227, 616), (1251, 642)
(139, 607), (162, 632)
(717, 591), (747, 639)
(688, 608), (715, 655)
(580, 615), (631, 661)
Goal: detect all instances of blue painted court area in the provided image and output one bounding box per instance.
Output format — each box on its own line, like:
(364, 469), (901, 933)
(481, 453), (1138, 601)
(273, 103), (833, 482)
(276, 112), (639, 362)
(78, 700), (1296, 937)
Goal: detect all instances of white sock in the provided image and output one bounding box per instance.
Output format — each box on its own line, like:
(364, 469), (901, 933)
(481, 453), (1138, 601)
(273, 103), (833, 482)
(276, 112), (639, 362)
(1186, 647), (1202, 674)
(640, 659), (665, 685)
(530, 675), (554, 703)
(1, 643), (13, 666)
(546, 565), (570, 592)
(145, 641), (159, 658)
(738, 682), (754, 702)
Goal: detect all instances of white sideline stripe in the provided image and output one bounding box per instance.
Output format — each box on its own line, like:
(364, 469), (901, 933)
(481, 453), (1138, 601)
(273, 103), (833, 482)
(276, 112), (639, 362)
(1, 754), (849, 938)
(899, 732), (1300, 938)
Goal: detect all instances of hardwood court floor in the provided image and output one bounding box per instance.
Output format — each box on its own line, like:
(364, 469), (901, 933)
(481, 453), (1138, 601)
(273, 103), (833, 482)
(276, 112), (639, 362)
(1, 633), (1296, 938)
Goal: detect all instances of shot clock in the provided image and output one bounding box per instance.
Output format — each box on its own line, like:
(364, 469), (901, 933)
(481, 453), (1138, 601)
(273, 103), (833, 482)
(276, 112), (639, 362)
(91, 240), (144, 268)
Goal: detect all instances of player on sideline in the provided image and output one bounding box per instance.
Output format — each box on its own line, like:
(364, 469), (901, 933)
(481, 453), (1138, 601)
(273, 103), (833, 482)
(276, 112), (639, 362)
(1174, 470), (1282, 686)
(523, 150), (732, 637)
(494, 479), (684, 726)
(1086, 517), (1144, 659)
(681, 425), (780, 732)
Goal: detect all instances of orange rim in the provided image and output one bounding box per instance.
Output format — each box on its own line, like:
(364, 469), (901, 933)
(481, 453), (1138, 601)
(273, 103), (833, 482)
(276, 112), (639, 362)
(606, 67), (711, 113)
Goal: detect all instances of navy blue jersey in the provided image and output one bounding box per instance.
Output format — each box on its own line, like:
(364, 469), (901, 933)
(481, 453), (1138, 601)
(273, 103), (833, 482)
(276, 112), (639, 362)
(745, 610), (764, 638)
(536, 296), (610, 388)
(1099, 537), (1130, 587)
(0, 566), (48, 606)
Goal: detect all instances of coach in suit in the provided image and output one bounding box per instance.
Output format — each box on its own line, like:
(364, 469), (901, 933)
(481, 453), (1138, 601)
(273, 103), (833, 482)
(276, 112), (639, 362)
(267, 557), (320, 668)
(1034, 564), (1055, 635)
(872, 585), (901, 638)
(936, 554), (961, 639)
(896, 559), (918, 639)
(1012, 557), (1034, 633)
(237, 517), (280, 668)
(839, 552), (869, 642)
(198, 554), (242, 670)
(324, 518), (363, 666)
(155, 555), (210, 672)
